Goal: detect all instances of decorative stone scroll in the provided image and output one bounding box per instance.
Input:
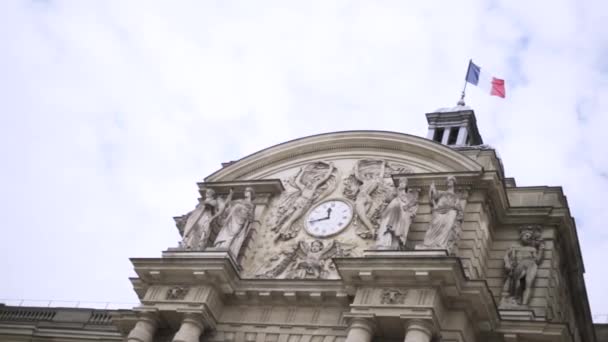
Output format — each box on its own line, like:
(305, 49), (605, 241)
(166, 286), (189, 300)
(416, 176), (467, 254)
(380, 289), (408, 304)
(375, 177), (419, 250)
(267, 161), (338, 241)
(500, 225), (545, 308)
(343, 159), (413, 239)
(255, 239), (354, 279)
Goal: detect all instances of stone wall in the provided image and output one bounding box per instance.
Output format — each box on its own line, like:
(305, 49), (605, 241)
(208, 325), (348, 342)
(596, 324), (608, 342)
(455, 193), (492, 280)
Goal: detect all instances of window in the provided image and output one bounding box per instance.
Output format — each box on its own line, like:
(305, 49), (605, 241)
(433, 128), (444, 142)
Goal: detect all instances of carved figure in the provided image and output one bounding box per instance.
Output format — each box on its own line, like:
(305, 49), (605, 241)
(375, 177), (418, 250)
(343, 160), (413, 239)
(270, 162), (337, 241)
(352, 160), (385, 238)
(214, 187), (255, 258)
(500, 226), (544, 307)
(417, 176), (467, 253)
(256, 239), (353, 279)
(166, 286), (189, 300)
(380, 289), (407, 304)
(177, 188), (230, 250)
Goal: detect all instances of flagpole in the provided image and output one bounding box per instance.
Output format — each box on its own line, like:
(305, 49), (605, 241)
(457, 59), (471, 106)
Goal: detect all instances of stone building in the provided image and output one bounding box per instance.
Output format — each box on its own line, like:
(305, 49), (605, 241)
(1, 106), (605, 341)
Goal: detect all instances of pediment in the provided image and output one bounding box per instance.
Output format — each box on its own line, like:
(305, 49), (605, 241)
(189, 131), (483, 280)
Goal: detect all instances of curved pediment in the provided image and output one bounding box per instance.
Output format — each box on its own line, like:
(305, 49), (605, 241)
(205, 131), (482, 182)
(191, 131), (483, 280)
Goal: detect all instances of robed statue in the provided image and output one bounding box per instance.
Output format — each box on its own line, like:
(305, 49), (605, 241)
(417, 176), (466, 254)
(375, 177), (418, 250)
(342, 159), (413, 239)
(177, 188), (230, 250)
(214, 187), (256, 258)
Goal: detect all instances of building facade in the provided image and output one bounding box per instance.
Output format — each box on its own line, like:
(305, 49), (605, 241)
(1, 106), (604, 342)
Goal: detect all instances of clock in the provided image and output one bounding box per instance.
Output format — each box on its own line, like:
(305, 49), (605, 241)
(305, 199), (353, 238)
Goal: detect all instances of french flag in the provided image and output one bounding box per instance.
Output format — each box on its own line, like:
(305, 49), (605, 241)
(466, 61), (506, 98)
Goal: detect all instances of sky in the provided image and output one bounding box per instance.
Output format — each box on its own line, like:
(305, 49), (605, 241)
(1, 0), (607, 321)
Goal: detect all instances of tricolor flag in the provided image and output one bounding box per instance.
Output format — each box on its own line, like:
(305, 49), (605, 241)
(465, 61), (506, 98)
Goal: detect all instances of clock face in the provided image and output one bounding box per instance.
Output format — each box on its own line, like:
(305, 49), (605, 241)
(305, 199), (353, 238)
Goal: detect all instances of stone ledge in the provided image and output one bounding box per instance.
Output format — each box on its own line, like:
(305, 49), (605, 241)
(499, 309), (537, 321)
(363, 250), (448, 258)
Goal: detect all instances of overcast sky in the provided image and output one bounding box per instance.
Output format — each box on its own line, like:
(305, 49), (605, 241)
(1, 0), (607, 321)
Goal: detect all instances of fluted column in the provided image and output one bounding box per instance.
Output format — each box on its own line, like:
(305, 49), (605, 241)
(172, 313), (205, 342)
(127, 312), (158, 342)
(345, 317), (375, 342)
(403, 320), (433, 342)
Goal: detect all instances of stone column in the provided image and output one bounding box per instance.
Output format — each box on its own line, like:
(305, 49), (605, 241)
(127, 312), (158, 342)
(441, 128), (451, 145)
(456, 126), (468, 145)
(403, 320), (433, 342)
(172, 313), (205, 342)
(345, 317), (375, 342)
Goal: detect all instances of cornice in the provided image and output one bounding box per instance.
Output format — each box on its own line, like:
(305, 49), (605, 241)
(204, 131), (483, 181)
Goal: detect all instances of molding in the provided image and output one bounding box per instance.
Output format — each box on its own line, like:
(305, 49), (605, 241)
(390, 171), (482, 188)
(197, 179), (284, 197)
(204, 131), (483, 181)
(497, 320), (573, 342)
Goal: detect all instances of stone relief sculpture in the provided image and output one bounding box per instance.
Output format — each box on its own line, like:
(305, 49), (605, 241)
(343, 159), (413, 239)
(268, 162), (337, 241)
(380, 289), (408, 304)
(175, 188), (232, 250)
(256, 239), (354, 279)
(375, 177), (419, 250)
(213, 187), (256, 258)
(417, 176), (467, 254)
(500, 225), (545, 308)
(166, 286), (189, 300)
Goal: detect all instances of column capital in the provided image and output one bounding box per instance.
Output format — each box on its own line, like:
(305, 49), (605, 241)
(180, 312), (205, 330)
(127, 310), (160, 342)
(343, 314), (376, 335)
(172, 312), (206, 342)
(344, 314), (376, 342)
(135, 310), (159, 325)
(403, 319), (435, 337)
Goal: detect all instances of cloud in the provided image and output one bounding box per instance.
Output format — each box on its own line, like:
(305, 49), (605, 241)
(0, 0), (607, 319)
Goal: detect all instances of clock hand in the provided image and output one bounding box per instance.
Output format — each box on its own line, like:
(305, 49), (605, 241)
(309, 209), (333, 223)
(309, 208), (334, 223)
(309, 216), (330, 223)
